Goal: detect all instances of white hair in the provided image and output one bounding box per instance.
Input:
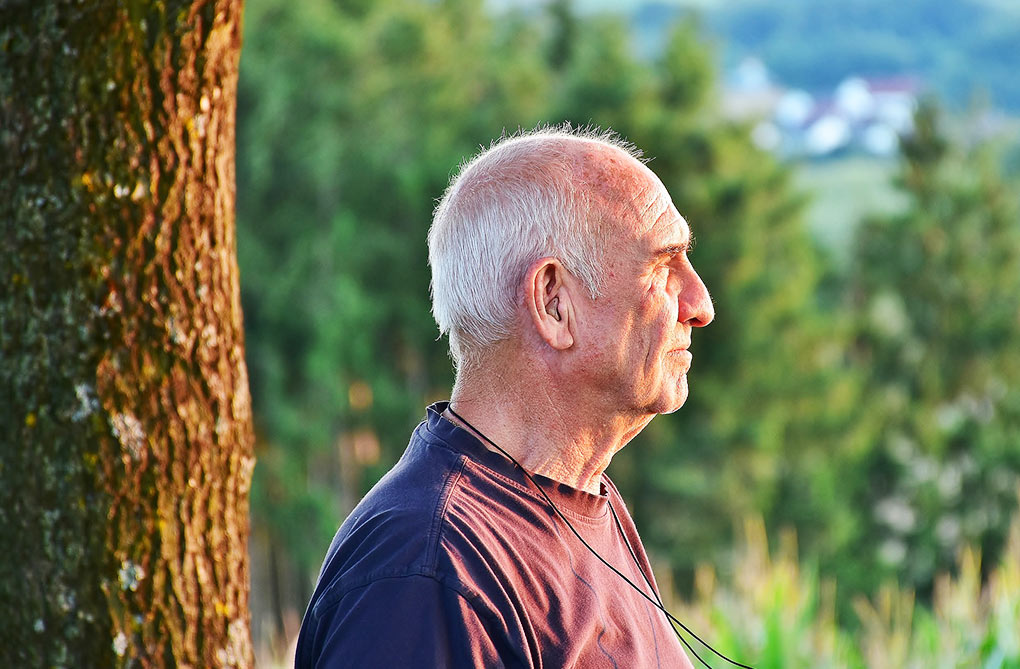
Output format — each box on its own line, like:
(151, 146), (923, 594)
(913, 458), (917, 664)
(427, 125), (643, 370)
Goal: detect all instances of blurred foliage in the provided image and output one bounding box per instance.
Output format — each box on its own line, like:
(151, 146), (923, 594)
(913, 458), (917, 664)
(235, 0), (1020, 652)
(847, 101), (1020, 597)
(666, 505), (1020, 668)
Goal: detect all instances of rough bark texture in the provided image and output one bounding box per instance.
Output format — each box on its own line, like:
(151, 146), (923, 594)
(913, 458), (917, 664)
(0, 1), (255, 666)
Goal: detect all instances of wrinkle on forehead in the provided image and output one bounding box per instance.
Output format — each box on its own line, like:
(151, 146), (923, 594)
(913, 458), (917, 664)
(571, 143), (667, 238)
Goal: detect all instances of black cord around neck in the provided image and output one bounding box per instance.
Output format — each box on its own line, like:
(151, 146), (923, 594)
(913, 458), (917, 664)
(446, 405), (755, 669)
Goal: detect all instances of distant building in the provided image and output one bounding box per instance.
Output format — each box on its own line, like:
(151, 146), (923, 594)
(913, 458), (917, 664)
(719, 57), (784, 122)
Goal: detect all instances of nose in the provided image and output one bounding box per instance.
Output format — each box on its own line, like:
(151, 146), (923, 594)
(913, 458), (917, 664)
(681, 267), (714, 328)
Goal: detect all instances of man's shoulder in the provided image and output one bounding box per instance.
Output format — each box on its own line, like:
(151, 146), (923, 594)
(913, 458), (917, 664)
(318, 431), (464, 579)
(294, 417), (522, 668)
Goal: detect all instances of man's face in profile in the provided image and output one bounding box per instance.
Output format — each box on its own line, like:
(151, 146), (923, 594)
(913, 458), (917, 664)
(576, 163), (714, 417)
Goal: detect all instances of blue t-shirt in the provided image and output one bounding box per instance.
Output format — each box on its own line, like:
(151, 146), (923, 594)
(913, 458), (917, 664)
(295, 402), (693, 668)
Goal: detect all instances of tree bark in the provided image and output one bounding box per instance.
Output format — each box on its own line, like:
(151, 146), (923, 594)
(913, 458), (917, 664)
(0, 1), (254, 666)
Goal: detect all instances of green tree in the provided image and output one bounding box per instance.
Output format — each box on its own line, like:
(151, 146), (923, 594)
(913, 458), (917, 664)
(1, 0), (254, 665)
(237, 0), (554, 642)
(848, 101), (1020, 594)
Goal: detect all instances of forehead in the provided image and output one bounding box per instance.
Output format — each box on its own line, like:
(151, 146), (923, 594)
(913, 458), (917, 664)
(586, 148), (690, 250)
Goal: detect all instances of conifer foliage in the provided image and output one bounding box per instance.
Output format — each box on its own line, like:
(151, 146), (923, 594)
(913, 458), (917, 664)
(849, 102), (1020, 592)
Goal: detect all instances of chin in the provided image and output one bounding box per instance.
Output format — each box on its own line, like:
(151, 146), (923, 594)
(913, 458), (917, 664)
(658, 397), (687, 415)
(649, 379), (689, 415)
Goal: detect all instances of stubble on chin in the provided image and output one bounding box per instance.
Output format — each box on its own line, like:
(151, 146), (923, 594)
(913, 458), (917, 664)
(660, 378), (689, 415)
(636, 369), (689, 416)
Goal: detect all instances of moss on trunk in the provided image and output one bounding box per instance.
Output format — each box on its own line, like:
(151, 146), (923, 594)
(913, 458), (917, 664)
(0, 1), (254, 665)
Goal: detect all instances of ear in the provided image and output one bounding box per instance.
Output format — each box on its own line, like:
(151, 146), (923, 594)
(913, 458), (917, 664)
(526, 258), (574, 350)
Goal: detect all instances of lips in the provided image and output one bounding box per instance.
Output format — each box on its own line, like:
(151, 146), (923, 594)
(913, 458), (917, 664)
(667, 348), (692, 366)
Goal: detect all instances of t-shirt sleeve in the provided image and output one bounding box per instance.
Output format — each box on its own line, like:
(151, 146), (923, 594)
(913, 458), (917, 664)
(302, 574), (515, 669)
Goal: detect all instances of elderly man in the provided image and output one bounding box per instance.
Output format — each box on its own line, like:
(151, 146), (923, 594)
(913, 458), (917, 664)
(295, 127), (714, 668)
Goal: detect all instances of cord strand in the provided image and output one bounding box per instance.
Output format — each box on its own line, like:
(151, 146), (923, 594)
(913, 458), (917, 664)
(446, 406), (755, 669)
(608, 501), (666, 609)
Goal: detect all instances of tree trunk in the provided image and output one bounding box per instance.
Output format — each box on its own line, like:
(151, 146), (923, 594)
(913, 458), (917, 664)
(0, 1), (254, 666)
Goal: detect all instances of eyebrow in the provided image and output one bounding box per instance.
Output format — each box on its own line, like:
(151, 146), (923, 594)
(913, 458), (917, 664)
(651, 235), (695, 259)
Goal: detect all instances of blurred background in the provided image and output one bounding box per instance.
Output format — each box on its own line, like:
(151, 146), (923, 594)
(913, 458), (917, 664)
(235, 0), (1020, 665)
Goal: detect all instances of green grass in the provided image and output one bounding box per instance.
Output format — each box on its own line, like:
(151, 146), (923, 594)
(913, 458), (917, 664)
(793, 157), (909, 264)
(663, 505), (1020, 669)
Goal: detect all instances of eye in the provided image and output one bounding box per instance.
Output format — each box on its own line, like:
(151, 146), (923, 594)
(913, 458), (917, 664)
(647, 264), (670, 289)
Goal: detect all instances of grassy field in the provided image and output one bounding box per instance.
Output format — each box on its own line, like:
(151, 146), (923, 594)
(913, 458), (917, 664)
(794, 157), (909, 264)
(661, 509), (1020, 669)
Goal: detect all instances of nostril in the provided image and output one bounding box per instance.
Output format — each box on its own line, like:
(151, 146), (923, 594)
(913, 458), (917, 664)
(678, 284), (714, 327)
(688, 295), (714, 328)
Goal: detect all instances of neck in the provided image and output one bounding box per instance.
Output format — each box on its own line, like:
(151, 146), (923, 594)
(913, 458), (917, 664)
(448, 360), (652, 495)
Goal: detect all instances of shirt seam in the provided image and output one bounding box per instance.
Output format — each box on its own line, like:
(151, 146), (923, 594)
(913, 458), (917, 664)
(463, 459), (611, 526)
(426, 453), (468, 567)
(311, 449), (468, 618)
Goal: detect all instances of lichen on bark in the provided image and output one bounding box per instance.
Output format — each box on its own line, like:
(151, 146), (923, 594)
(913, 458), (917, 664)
(1, 1), (254, 666)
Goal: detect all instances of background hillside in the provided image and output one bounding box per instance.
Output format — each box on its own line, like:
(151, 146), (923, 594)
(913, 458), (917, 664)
(510, 0), (1020, 112)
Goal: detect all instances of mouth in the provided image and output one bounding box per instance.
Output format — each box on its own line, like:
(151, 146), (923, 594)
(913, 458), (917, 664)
(667, 348), (692, 367)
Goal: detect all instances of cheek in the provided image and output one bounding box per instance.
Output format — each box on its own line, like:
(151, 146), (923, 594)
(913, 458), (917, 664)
(629, 296), (673, 372)
(640, 285), (677, 333)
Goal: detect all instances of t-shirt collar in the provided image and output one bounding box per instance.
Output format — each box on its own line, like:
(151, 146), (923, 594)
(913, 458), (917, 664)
(424, 401), (611, 519)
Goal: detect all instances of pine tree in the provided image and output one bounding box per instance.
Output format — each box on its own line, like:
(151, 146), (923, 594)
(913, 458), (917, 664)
(849, 101), (1020, 593)
(575, 21), (861, 590)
